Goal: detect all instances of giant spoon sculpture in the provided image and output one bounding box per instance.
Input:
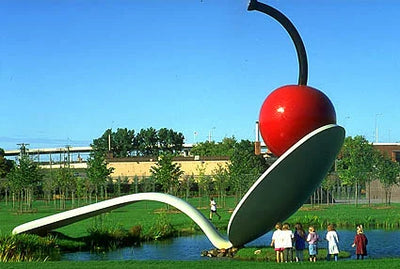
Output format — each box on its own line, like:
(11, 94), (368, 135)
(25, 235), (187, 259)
(13, 0), (344, 250)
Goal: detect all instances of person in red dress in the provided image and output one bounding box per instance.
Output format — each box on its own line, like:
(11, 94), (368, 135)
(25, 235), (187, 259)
(352, 224), (368, 260)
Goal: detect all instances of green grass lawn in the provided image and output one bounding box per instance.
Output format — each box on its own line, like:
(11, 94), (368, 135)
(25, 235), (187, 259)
(2, 259), (400, 269)
(2, 198), (399, 237)
(289, 203), (400, 229)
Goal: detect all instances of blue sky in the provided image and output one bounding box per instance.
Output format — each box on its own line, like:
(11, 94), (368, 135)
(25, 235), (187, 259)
(1, 0), (399, 151)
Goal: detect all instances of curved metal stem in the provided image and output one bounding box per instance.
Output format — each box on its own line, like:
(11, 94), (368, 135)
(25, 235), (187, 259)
(248, 0), (308, 86)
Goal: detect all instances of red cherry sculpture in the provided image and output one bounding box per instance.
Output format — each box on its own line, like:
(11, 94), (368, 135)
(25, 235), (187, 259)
(259, 85), (336, 156)
(248, 0), (338, 157)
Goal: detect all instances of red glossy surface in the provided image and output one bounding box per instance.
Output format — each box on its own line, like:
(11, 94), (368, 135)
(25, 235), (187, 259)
(259, 85), (336, 156)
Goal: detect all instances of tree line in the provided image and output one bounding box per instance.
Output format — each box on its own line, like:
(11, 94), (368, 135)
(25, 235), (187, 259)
(92, 127), (185, 157)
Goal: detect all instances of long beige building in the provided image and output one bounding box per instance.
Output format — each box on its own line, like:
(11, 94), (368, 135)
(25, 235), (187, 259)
(107, 156), (230, 180)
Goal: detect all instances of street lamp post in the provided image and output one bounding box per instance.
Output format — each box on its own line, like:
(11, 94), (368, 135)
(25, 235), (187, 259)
(375, 113), (382, 143)
(208, 127), (216, 143)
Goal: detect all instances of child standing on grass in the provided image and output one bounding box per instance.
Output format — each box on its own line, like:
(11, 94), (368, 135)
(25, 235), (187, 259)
(270, 223), (284, 263)
(281, 223), (294, 262)
(306, 226), (319, 262)
(325, 224), (340, 261)
(352, 224), (368, 260)
(294, 223), (306, 262)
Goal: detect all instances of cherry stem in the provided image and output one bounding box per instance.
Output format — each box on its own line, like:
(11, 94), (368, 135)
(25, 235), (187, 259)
(248, 0), (308, 86)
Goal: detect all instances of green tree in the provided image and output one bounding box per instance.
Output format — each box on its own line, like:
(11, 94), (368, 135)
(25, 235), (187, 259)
(321, 171), (340, 205)
(41, 168), (57, 206)
(75, 176), (86, 207)
(87, 151), (114, 202)
(215, 137), (237, 157)
(190, 141), (218, 156)
(180, 174), (195, 200)
(375, 152), (400, 205)
(158, 128), (184, 155)
(196, 162), (212, 207)
(150, 154), (183, 195)
(336, 136), (377, 206)
(92, 128), (136, 157)
(191, 136), (236, 157)
(91, 128), (112, 155)
(0, 148), (14, 178)
(7, 155), (43, 211)
(55, 166), (74, 209)
(0, 148), (14, 204)
(211, 163), (230, 207)
(228, 140), (269, 201)
(137, 127), (159, 156)
(112, 128), (136, 157)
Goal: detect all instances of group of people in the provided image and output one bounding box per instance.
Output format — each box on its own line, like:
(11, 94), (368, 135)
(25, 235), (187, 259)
(270, 222), (368, 263)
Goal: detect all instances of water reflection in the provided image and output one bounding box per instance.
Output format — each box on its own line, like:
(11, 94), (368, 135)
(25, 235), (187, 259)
(62, 235), (213, 261)
(62, 230), (400, 261)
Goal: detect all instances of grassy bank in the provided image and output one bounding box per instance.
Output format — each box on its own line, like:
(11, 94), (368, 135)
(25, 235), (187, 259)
(2, 259), (400, 269)
(234, 247), (350, 262)
(288, 203), (400, 229)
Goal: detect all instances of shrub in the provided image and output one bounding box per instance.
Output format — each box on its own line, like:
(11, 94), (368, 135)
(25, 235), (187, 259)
(145, 212), (176, 240)
(0, 234), (60, 262)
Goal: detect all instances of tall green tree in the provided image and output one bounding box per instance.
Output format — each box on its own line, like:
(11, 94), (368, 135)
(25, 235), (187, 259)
(0, 148), (14, 178)
(0, 148), (14, 204)
(7, 155), (43, 211)
(212, 163), (230, 207)
(91, 128), (112, 155)
(137, 127), (159, 156)
(321, 171), (340, 205)
(158, 128), (184, 155)
(55, 166), (75, 209)
(112, 128), (136, 157)
(336, 136), (377, 206)
(92, 128), (136, 157)
(196, 162), (212, 207)
(150, 154), (183, 195)
(87, 151), (114, 202)
(228, 140), (269, 201)
(375, 152), (400, 205)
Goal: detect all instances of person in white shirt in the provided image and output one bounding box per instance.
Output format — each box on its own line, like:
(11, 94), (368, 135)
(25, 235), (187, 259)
(270, 223), (284, 263)
(325, 224), (340, 261)
(281, 223), (294, 262)
(209, 197), (221, 220)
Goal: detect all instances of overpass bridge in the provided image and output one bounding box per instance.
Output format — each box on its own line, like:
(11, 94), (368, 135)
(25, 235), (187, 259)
(4, 146), (92, 166)
(3, 143), (227, 161)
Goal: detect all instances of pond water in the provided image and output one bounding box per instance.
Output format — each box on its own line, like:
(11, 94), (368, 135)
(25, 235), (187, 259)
(61, 229), (400, 261)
